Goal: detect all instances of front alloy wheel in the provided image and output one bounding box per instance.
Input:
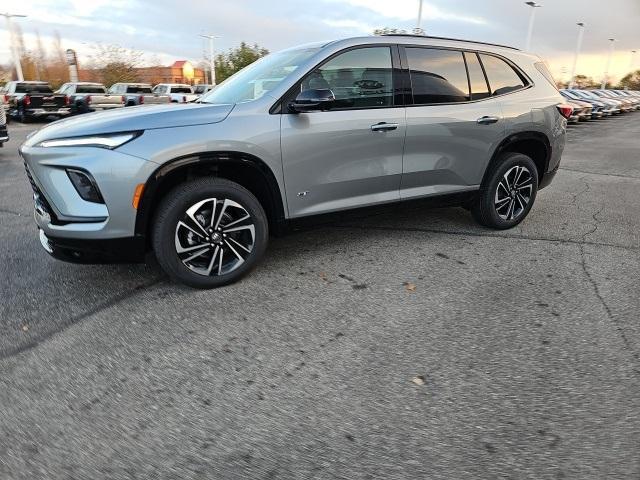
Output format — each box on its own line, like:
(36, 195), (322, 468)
(175, 198), (255, 276)
(153, 178), (268, 288)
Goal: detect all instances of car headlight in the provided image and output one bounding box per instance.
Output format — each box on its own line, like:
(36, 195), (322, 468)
(36, 131), (141, 149)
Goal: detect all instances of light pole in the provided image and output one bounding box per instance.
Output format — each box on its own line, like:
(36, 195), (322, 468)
(1, 12), (27, 81)
(629, 50), (637, 73)
(524, 2), (542, 51)
(568, 22), (585, 89)
(416, 0), (424, 31)
(602, 38), (616, 89)
(199, 34), (219, 86)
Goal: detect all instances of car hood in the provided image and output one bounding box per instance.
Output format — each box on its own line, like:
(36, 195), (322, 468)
(25, 102), (235, 146)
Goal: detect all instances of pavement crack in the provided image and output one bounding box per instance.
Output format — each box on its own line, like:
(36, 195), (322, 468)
(329, 224), (639, 253)
(559, 167), (640, 181)
(578, 244), (640, 374)
(0, 208), (24, 217)
(0, 277), (164, 361)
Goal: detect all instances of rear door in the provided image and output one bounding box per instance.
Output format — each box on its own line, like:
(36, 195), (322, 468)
(281, 45), (407, 217)
(400, 48), (505, 199)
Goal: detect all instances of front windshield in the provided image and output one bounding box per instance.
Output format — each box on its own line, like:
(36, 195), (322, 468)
(200, 46), (321, 105)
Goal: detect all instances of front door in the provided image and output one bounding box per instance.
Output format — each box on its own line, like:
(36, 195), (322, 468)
(281, 46), (406, 218)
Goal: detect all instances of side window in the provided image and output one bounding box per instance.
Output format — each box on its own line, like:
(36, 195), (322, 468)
(303, 47), (394, 109)
(479, 54), (526, 96)
(464, 52), (490, 100)
(405, 48), (470, 104)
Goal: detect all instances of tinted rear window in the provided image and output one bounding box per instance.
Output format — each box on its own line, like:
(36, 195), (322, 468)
(76, 85), (107, 94)
(171, 87), (193, 93)
(406, 48), (470, 104)
(16, 83), (53, 94)
(480, 54), (526, 96)
(126, 86), (152, 94)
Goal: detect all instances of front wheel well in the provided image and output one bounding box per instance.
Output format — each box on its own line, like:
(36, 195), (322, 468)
(135, 153), (286, 243)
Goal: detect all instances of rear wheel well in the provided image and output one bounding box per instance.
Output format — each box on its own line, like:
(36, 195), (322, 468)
(136, 153), (286, 243)
(490, 134), (550, 185)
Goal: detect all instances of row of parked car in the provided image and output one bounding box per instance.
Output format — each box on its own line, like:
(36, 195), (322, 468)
(559, 88), (640, 123)
(0, 81), (215, 122)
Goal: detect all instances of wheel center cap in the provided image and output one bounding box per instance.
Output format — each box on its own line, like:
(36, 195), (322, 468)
(211, 232), (222, 242)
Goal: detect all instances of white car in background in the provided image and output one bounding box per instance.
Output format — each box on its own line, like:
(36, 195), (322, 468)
(152, 84), (198, 103)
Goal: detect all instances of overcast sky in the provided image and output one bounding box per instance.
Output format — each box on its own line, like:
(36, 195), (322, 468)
(2, 0), (639, 82)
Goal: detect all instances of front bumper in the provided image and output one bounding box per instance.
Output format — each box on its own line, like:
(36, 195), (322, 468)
(39, 229), (146, 263)
(19, 140), (158, 242)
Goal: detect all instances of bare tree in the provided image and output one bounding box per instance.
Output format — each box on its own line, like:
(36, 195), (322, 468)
(87, 43), (144, 86)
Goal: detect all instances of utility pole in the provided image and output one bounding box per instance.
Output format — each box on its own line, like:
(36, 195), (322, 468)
(199, 34), (219, 85)
(2, 12), (27, 81)
(602, 38), (616, 89)
(569, 22), (585, 89)
(524, 2), (542, 51)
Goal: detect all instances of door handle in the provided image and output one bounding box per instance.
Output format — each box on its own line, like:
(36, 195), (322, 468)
(371, 122), (399, 132)
(476, 116), (500, 125)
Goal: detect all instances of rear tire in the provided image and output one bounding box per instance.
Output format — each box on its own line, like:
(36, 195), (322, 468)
(152, 177), (268, 288)
(472, 152), (538, 229)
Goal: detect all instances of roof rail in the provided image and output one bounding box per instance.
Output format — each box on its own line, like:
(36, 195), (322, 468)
(379, 34), (520, 51)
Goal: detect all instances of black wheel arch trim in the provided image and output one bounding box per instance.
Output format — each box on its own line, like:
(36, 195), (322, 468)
(484, 131), (551, 186)
(134, 151), (287, 239)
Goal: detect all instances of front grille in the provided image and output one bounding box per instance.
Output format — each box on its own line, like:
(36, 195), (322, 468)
(23, 160), (57, 223)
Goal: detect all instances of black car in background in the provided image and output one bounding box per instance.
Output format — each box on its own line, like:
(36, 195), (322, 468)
(4, 81), (70, 122)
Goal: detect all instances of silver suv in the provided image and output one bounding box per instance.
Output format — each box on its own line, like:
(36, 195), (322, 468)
(20, 35), (567, 288)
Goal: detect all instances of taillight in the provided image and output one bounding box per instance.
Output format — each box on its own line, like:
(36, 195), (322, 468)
(121, 95), (125, 104)
(556, 104), (573, 119)
(139, 95), (144, 104)
(86, 95), (92, 104)
(182, 95), (186, 103)
(24, 95), (31, 106)
(3, 94), (8, 103)
(65, 95), (70, 106)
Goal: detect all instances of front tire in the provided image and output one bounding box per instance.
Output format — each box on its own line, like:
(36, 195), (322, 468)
(152, 178), (268, 288)
(472, 152), (539, 229)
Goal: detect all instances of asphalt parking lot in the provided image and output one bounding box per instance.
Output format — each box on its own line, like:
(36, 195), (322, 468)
(1, 115), (639, 479)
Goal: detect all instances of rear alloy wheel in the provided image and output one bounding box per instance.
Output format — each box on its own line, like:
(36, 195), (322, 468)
(494, 165), (534, 221)
(472, 152), (539, 229)
(152, 178), (268, 288)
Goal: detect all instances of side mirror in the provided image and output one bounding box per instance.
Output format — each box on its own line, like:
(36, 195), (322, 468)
(289, 88), (335, 113)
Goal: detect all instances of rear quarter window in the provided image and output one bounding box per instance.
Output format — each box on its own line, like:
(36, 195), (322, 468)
(479, 54), (527, 96)
(535, 62), (558, 90)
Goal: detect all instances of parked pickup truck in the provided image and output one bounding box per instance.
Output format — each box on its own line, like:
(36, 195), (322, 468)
(5, 81), (70, 122)
(0, 96), (8, 147)
(108, 83), (171, 107)
(57, 82), (124, 114)
(152, 84), (198, 103)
